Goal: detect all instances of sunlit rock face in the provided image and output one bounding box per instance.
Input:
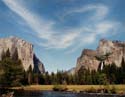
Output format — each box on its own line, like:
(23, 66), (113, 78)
(0, 36), (45, 73)
(76, 49), (99, 71)
(76, 39), (125, 72)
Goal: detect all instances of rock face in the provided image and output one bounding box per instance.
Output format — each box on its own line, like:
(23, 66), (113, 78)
(33, 54), (45, 73)
(67, 67), (75, 75)
(76, 39), (125, 72)
(0, 36), (45, 73)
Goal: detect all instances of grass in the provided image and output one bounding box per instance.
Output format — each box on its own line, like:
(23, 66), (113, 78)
(11, 85), (125, 94)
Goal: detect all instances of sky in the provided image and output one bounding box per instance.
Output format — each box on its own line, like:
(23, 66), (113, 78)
(0, 0), (125, 73)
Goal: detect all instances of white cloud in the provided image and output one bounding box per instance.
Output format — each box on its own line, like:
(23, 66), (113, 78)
(66, 21), (121, 54)
(95, 21), (121, 36)
(2, 0), (79, 49)
(2, 0), (54, 39)
(62, 4), (108, 21)
(2, 0), (122, 52)
(40, 31), (80, 49)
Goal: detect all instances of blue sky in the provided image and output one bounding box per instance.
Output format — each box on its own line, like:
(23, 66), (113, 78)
(0, 0), (125, 72)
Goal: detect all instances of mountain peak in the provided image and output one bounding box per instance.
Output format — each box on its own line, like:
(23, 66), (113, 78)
(0, 36), (45, 73)
(76, 39), (125, 72)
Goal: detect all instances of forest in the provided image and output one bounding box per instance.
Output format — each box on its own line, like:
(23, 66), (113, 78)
(0, 49), (125, 87)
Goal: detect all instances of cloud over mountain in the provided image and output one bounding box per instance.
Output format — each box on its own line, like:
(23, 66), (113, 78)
(2, 0), (122, 52)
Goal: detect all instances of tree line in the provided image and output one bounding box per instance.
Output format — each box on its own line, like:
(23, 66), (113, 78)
(0, 49), (125, 87)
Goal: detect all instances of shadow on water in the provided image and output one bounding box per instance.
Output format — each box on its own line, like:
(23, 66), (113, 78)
(1, 89), (125, 97)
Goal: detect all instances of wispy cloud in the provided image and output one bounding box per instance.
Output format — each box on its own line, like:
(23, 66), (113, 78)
(2, 0), (80, 49)
(2, 0), (122, 53)
(62, 4), (108, 21)
(2, 0), (54, 39)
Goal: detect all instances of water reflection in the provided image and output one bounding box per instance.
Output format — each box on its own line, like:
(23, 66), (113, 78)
(15, 91), (77, 97)
(1, 90), (125, 97)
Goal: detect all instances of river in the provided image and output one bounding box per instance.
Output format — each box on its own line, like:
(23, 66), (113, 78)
(13, 90), (125, 97)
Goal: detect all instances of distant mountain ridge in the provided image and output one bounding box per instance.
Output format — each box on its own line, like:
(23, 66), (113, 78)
(0, 36), (45, 73)
(75, 39), (125, 72)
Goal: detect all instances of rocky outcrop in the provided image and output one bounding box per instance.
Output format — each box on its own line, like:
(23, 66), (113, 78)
(67, 67), (75, 75)
(33, 54), (45, 73)
(76, 39), (125, 72)
(0, 36), (45, 73)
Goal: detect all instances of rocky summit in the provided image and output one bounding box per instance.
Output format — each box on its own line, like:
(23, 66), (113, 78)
(0, 36), (45, 73)
(76, 39), (125, 72)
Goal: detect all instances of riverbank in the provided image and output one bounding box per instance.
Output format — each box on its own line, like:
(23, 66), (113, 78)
(10, 85), (125, 94)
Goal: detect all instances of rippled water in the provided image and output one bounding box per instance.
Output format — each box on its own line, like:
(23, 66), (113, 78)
(13, 91), (125, 97)
(0, 90), (124, 97)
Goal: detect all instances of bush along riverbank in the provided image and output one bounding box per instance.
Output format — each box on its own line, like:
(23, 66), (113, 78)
(52, 85), (124, 94)
(53, 85), (68, 91)
(85, 85), (117, 94)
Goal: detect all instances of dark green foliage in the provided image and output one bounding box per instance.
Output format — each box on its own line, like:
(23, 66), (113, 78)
(0, 49), (125, 86)
(77, 66), (86, 84)
(97, 73), (108, 85)
(33, 73), (39, 84)
(12, 48), (18, 61)
(44, 72), (51, 85)
(1, 50), (6, 60)
(6, 48), (10, 58)
(121, 57), (125, 83)
(46, 57), (125, 85)
(0, 48), (24, 87)
(39, 74), (45, 84)
(27, 65), (33, 85)
(35, 58), (125, 85)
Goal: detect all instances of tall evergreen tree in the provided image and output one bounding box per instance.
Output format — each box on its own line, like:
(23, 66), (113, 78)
(1, 50), (6, 60)
(27, 65), (33, 85)
(121, 57), (125, 83)
(6, 48), (10, 58)
(77, 66), (86, 84)
(12, 48), (18, 61)
(0, 49), (24, 87)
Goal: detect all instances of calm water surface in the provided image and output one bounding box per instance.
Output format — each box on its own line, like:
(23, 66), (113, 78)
(13, 90), (125, 97)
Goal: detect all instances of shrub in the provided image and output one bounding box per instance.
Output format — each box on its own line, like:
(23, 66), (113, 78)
(110, 86), (116, 94)
(86, 87), (97, 93)
(53, 85), (67, 91)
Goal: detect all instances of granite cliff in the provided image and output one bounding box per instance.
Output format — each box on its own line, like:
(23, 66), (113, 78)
(76, 39), (125, 72)
(67, 67), (75, 75)
(0, 36), (45, 73)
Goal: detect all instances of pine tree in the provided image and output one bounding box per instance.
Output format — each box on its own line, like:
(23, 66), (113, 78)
(27, 65), (33, 85)
(0, 49), (24, 87)
(39, 74), (45, 84)
(12, 48), (18, 61)
(6, 48), (10, 58)
(33, 73), (39, 84)
(77, 66), (86, 84)
(121, 57), (125, 83)
(1, 50), (6, 60)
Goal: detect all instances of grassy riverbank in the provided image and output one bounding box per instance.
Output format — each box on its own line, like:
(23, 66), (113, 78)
(10, 85), (125, 94)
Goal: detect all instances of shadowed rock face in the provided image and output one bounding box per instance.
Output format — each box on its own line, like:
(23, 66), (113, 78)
(0, 36), (45, 73)
(33, 54), (45, 73)
(76, 39), (125, 72)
